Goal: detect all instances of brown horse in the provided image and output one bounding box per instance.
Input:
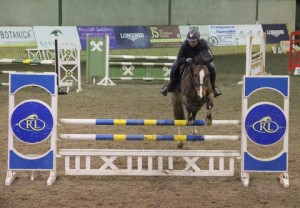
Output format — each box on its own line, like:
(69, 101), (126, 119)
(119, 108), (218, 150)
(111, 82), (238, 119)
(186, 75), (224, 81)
(171, 59), (214, 148)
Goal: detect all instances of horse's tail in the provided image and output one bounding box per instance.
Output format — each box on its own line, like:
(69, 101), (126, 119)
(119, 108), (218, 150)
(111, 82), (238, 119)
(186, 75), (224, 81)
(171, 91), (185, 120)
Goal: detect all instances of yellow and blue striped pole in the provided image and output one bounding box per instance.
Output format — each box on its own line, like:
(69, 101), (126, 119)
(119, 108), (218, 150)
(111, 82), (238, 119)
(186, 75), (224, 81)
(59, 134), (240, 141)
(0, 58), (54, 65)
(60, 119), (206, 126)
(59, 118), (241, 126)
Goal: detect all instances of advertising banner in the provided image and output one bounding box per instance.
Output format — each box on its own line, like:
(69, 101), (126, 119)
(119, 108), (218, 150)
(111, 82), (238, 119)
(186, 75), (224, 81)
(0, 27), (36, 47)
(262, 24), (289, 44)
(208, 25), (238, 46)
(148, 25), (181, 48)
(77, 26), (116, 50)
(33, 26), (79, 50)
(113, 26), (151, 49)
(234, 25), (264, 45)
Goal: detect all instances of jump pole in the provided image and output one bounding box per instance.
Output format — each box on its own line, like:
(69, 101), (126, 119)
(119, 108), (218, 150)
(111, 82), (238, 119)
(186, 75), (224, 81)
(5, 73), (290, 187)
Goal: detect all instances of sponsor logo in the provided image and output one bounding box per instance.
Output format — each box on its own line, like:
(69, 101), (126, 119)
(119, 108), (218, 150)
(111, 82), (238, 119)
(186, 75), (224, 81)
(120, 33), (144, 42)
(90, 40), (103, 51)
(16, 114), (46, 132)
(266, 30), (284, 38)
(50, 29), (63, 37)
(252, 116), (279, 134)
(0, 30), (32, 39)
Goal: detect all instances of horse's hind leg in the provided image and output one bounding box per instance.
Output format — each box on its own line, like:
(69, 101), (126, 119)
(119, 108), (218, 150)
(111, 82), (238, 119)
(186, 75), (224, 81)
(171, 92), (185, 149)
(193, 126), (198, 135)
(177, 127), (184, 149)
(185, 111), (198, 135)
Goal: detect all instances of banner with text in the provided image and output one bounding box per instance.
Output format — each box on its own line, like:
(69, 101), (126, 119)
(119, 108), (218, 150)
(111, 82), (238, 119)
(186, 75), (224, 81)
(148, 25), (181, 48)
(0, 27), (36, 47)
(262, 24), (290, 44)
(234, 25), (264, 45)
(33, 26), (79, 50)
(77, 26), (116, 50)
(113, 26), (151, 49)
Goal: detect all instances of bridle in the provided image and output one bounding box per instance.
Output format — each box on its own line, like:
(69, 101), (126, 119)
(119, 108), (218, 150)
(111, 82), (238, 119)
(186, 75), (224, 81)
(187, 63), (208, 97)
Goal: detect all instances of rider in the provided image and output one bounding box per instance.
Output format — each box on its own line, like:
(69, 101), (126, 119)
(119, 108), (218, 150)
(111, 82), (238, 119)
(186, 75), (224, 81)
(160, 29), (222, 97)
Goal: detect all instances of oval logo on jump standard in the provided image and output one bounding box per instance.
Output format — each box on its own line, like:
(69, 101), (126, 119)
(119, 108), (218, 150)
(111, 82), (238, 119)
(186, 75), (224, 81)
(11, 100), (53, 144)
(17, 114), (46, 132)
(252, 116), (279, 134)
(245, 103), (286, 146)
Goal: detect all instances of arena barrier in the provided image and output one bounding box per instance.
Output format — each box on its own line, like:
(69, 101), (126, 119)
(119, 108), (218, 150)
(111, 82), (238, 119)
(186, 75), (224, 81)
(5, 72), (290, 188)
(55, 39), (82, 93)
(245, 34), (267, 76)
(288, 31), (300, 75)
(1, 39), (82, 93)
(26, 49), (55, 61)
(238, 34), (270, 84)
(26, 36), (175, 86)
(85, 35), (175, 86)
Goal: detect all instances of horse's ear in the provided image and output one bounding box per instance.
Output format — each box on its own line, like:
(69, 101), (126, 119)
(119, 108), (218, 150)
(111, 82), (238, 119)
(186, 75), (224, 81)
(185, 59), (192, 70)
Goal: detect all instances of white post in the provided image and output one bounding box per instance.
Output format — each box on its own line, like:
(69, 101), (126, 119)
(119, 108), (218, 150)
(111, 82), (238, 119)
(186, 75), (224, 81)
(245, 36), (253, 76)
(97, 35), (116, 86)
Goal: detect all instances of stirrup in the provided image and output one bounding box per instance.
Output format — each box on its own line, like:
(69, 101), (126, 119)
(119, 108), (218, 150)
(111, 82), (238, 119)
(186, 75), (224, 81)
(214, 86), (222, 97)
(160, 85), (169, 96)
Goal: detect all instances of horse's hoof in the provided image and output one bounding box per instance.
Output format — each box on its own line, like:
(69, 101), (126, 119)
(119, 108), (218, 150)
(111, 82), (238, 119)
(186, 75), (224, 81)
(187, 120), (193, 125)
(177, 142), (184, 149)
(205, 119), (212, 126)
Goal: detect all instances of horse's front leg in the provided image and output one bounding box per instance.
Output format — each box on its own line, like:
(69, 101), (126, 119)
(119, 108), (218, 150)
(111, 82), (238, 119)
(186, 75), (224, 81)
(182, 96), (194, 125)
(205, 95), (214, 126)
(192, 112), (198, 134)
(187, 111), (193, 125)
(206, 109), (212, 126)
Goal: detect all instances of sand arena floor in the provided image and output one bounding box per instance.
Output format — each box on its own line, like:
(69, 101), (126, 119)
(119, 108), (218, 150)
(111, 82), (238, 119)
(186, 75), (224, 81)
(0, 53), (299, 208)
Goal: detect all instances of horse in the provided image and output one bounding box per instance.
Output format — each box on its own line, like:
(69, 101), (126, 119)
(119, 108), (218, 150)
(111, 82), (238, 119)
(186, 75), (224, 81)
(171, 58), (214, 148)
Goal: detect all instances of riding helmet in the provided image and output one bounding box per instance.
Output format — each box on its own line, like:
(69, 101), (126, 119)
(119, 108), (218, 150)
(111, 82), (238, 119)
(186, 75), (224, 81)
(186, 29), (200, 41)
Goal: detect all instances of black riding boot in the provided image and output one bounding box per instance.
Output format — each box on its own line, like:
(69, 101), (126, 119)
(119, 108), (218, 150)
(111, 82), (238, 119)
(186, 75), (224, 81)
(160, 63), (178, 96)
(209, 68), (222, 97)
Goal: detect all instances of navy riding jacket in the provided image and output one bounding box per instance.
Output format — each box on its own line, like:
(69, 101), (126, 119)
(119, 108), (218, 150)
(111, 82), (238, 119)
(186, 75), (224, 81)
(177, 39), (214, 65)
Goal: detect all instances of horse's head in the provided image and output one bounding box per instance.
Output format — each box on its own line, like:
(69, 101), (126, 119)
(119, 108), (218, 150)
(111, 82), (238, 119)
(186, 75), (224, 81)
(189, 63), (213, 101)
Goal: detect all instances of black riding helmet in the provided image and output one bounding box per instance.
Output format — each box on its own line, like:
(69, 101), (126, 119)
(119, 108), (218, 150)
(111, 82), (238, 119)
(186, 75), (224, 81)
(186, 29), (200, 41)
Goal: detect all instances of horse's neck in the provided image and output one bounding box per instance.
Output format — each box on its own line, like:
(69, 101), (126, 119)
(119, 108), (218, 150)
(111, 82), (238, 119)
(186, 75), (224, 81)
(181, 65), (195, 92)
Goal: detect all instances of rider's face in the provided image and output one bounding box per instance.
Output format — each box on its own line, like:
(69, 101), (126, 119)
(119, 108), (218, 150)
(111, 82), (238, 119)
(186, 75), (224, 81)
(188, 40), (197, 47)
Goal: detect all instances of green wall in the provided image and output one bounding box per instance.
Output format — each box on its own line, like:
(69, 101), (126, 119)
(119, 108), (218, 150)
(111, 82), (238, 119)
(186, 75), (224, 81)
(0, 0), (296, 32)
